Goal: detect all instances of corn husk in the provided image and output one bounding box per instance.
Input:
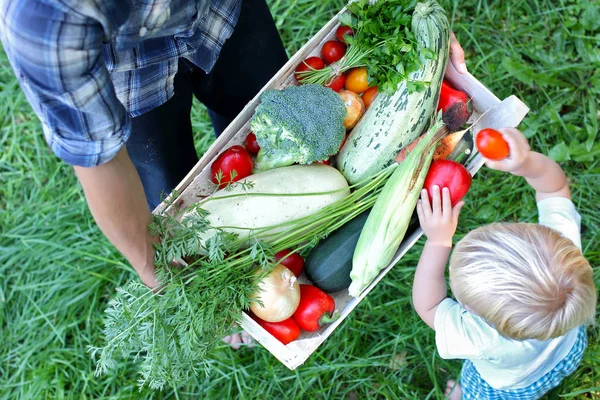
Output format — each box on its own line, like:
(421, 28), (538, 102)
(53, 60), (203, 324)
(349, 117), (446, 297)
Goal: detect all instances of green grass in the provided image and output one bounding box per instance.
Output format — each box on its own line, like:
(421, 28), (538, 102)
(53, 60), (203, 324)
(1, 0), (599, 398)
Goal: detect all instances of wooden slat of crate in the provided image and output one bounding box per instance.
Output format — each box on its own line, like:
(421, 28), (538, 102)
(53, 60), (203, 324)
(153, 9), (531, 370)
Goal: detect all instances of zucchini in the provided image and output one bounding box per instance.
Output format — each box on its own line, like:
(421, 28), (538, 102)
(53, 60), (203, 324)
(304, 210), (370, 293)
(336, 1), (450, 185)
(183, 164), (350, 250)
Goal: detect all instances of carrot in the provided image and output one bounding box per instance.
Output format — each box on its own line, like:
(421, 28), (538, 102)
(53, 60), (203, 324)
(395, 129), (467, 164)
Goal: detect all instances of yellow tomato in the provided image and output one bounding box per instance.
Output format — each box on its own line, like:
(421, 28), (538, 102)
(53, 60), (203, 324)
(361, 86), (378, 108)
(345, 68), (369, 94)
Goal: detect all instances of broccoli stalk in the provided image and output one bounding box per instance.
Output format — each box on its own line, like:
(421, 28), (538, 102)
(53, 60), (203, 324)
(250, 84), (347, 172)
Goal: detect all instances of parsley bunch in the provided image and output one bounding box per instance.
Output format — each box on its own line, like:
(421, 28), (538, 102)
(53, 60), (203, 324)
(297, 0), (432, 93)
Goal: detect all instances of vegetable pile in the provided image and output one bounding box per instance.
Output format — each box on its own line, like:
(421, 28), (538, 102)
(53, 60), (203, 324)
(93, 0), (485, 391)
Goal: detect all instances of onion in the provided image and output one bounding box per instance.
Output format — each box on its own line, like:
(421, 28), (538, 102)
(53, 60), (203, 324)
(250, 265), (301, 322)
(338, 90), (365, 130)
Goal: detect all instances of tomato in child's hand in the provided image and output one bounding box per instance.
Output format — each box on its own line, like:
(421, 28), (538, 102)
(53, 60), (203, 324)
(424, 160), (472, 206)
(321, 41), (346, 64)
(324, 74), (346, 92)
(336, 26), (354, 44)
(345, 68), (369, 94)
(275, 249), (305, 277)
(295, 56), (325, 82)
(244, 132), (260, 155)
(361, 86), (378, 108)
(476, 128), (510, 160)
(210, 145), (254, 189)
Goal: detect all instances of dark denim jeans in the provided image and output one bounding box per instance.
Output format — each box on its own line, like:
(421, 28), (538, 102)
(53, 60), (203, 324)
(126, 0), (288, 209)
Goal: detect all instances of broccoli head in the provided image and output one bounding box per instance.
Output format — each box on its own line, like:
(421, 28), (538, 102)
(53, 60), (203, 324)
(250, 84), (347, 171)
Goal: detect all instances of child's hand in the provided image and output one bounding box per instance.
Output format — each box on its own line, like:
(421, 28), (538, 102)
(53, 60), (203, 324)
(483, 128), (531, 174)
(417, 185), (464, 247)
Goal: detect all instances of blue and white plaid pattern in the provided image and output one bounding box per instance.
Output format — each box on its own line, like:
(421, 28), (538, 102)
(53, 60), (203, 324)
(461, 326), (588, 400)
(0, 0), (241, 167)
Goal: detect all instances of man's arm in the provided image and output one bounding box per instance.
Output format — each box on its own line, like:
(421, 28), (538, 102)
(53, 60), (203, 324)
(484, 128), (571, 201)
(0, 4), (159, 286)
(74, 147), (158, 288)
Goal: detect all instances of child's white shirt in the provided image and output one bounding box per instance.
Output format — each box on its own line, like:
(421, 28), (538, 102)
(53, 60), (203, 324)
(434, 196), (583, 390)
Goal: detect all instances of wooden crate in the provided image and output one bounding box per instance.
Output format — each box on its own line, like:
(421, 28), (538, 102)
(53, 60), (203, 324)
(154, 8), (530, 370)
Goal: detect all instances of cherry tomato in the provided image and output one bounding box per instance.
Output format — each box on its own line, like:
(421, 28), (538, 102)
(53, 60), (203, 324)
(336, 26), (354, 44)
(275, 249), (305, 277)
(325, 73), (346, 92)
(361, 86), (378, 108)
(345, 67), (369, 94)
(321, 41), (346, 64)
(424, 160), (472, 206)
(295, 56), (325, 82)
(252, 315), (301, 345)
(476, 128), (510, 160)
(293, 285), (338, 332)
(244, 132), (260, 155)
(210, 145), (254, 189)
(315, 159), (331, 165)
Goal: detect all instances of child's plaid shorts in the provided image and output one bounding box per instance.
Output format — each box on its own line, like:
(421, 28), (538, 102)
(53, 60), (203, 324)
(460, 325), (587, 400)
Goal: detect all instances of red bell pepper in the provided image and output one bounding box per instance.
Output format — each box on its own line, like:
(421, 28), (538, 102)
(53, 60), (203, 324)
(424, 159), (472, 206)
(437, 81), (473, 128)
(253, 315), (301, 345)
(293, 285), (338, 332)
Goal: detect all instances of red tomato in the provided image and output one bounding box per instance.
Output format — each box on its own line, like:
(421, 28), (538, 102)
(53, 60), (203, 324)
(275, 249), (305, 277)
(321, 41), (346, 64)
(244, 132), (260, 155)
(336, 26), (354, 43)
(252, 315), (301, 345)
(295, 56), (325, 82)
(210, 145), (254, 189)
(476, 128), (510, 160)
(424, 160), (472, 206)
(361, 86), (378, 108)
(315, 159), (331, 165)
(325, 74), (346, 92)
(292, 285), (338, 332)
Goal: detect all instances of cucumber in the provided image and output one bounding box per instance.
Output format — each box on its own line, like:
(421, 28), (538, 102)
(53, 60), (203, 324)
(336, 1), (450, 185)
(304, 210), (370, 293)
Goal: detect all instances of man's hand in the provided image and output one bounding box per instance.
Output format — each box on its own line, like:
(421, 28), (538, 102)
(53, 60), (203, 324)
(416, 186), (465, 248)
(449, 31), (467, 74)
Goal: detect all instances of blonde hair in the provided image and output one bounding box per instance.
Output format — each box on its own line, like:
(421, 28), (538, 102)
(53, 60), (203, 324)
(449, 223), (596, 341)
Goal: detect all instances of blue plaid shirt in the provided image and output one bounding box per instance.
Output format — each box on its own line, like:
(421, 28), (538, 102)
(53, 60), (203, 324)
(0, 0), (241, 167)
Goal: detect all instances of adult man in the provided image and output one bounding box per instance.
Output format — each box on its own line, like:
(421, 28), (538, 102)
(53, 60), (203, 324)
(0, 0), (465, 313)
